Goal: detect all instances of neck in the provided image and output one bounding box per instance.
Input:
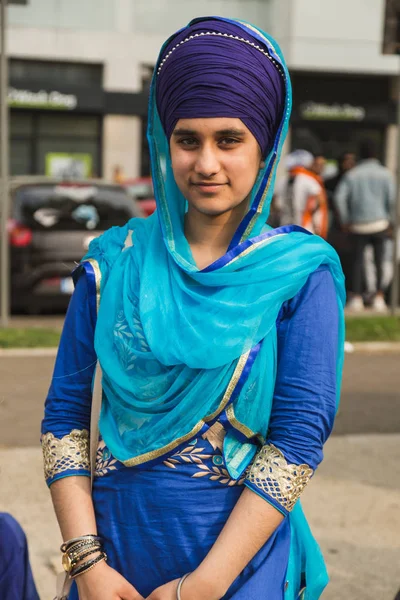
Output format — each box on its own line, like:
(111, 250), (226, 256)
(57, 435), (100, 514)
(184, 201), (248, 269)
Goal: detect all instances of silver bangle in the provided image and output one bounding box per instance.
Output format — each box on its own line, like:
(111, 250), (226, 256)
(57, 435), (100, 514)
(176, 573), (191, 600)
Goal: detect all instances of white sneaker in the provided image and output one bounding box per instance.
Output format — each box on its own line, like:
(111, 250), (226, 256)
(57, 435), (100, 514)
(346, 296), (364, 312)
(372, 295), (388, 313)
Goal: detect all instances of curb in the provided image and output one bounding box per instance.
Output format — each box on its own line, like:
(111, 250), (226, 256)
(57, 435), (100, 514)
(1, 342), (400, 357)
(346, 341), (400, 354)
(0, 347), (58, 357)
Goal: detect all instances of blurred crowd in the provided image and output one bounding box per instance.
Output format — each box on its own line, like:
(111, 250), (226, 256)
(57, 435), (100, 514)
(269, 141), (395, 312)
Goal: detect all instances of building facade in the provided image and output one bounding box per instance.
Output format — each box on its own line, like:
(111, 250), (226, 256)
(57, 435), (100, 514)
(7, 0), (400, 179)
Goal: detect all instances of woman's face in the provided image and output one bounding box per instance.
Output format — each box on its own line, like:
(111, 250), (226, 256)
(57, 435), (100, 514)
(170, 117), (262, 217)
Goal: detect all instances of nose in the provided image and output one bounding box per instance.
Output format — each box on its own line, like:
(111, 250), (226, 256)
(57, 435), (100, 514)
(194, 144), (220, 178)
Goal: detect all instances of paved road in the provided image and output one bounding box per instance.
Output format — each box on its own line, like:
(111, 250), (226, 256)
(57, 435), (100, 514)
(335, 352), (399, 435)
(0, 351), (399, 447)
(0, 350), (399, 600)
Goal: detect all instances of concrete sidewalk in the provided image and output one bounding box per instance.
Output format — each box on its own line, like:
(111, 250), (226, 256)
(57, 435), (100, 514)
(0, 434), (399, 600)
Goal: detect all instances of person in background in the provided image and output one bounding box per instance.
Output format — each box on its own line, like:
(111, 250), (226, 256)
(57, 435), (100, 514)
(275, 150), (328, 238)
(310, 154), (326, 178)
(325, 152), (357, 293)
(325, 152), (356, 202)
(0, 513), (40, 600)
(113, 165), (124, 184)
(334, 140), (395, 312)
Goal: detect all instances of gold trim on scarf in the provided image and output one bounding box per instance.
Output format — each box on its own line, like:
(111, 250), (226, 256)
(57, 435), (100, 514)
(225, 404), (265, 445)
(240, 163), (277, 242)
(122, 350), (251, 467)
(85, 258), (101, 313)
(226, 233), (286, 268)
(237, 21), (287, 243)
(41, 429), (90, 481)
(247, 443), (313, 511)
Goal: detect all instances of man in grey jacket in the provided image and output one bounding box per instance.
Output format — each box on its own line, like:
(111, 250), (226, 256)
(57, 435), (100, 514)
(334, 141), (395, 311)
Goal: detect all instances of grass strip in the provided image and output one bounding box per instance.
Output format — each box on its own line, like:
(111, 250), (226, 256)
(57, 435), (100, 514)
(1, 316), (400, 347)
(0, 328), (61, 348)
(345, 316), (400, 342)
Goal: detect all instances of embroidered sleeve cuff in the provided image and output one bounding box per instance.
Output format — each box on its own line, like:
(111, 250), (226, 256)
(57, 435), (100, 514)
(245, 443), (313, 513)
(41, 429), (90, 486)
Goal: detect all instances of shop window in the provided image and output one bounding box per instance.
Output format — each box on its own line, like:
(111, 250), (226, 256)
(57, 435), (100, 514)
(10, 59), (103, 88)
(10, 112), (33, 136)
(291, 124), (385, 164)
(9, 112), (102, 178)
(37, 114), (100, 137)
(10, 139), (32, 176)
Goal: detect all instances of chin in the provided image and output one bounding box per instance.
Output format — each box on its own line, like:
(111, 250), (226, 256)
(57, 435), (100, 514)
(194, 204), (238, 217)
(188, 196), (243, 218)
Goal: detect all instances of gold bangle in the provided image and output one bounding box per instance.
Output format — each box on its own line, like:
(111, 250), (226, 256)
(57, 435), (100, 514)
(62, 541), (102, 573)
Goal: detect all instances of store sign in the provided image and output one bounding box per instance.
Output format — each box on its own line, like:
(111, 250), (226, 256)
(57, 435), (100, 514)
(8, 87), (77, 110)
(300, 101), (366, 121)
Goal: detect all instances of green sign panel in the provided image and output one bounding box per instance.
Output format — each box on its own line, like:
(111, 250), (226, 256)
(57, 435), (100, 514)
(45, 153), (93, 179)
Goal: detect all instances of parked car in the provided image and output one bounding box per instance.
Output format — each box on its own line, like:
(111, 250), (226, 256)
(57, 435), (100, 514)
(8, 177), (143, 313)
(122, 177), (156, 217)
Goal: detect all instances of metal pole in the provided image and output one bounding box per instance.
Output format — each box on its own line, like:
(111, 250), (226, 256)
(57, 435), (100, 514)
(391, 59), (400, 315)
(0, 0), (9, 327)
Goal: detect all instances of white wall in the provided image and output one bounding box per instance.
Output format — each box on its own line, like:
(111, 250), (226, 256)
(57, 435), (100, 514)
(131, 0), (272, 34)
(8, 0), (116, 31)
(287, 0), (399, 73)
(103, 115), (141, 179)
(8, 0), (276, 92)
(9, 0), (400, 80)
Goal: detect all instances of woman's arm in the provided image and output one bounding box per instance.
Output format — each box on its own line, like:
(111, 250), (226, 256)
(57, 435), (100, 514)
(187, 487), (283, 598)
(146, 489), (283, 600)
(51, 477), (143, 600)
(50, 476), (97, 540)
(41, 272), (96, 487)
(42, 271), (143, 600)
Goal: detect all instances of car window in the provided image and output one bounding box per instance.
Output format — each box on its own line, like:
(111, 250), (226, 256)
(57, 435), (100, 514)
(12, 184), (140, 231)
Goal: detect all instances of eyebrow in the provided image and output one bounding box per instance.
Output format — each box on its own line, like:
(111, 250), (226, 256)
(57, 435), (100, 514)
(172, 128), (246, 136)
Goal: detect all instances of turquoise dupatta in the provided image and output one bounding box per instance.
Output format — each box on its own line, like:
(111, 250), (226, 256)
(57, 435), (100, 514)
(83, 17), (345, 470)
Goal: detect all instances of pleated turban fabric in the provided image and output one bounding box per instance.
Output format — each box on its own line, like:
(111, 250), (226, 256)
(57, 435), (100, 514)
(156, 18), (285, 157)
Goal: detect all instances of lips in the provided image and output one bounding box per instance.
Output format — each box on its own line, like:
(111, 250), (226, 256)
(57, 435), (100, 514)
(192, 182), (226, 186)
(192, 182), (226, 193)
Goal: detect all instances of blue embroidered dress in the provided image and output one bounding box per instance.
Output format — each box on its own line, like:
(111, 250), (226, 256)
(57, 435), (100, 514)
(42, 261), (339, 599)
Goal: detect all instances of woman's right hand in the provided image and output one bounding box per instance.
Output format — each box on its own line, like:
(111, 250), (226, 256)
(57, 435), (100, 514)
(76, 560), (144, 600)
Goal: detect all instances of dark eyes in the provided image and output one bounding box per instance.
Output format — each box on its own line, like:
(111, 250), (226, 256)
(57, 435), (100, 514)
(176, 137), (241, 149)
(220, 137), (241, 146)
(177, 137), (198, 147)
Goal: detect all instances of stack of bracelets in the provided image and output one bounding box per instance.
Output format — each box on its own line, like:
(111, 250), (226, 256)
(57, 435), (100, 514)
(61, 534), (107, 579)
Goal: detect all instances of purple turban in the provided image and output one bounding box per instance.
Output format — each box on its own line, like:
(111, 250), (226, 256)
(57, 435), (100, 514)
(156, 18), (285, 157)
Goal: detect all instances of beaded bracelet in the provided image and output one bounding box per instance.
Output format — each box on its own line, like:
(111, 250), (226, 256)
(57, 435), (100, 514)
(68, 547), (102, 571)
(70, 552), (107, 579)
(64, 539), (101, 557)
(61, 534), (101, 553)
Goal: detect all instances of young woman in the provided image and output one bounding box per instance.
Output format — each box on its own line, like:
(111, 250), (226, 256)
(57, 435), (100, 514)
(42, 17), (345, 600)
